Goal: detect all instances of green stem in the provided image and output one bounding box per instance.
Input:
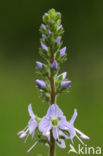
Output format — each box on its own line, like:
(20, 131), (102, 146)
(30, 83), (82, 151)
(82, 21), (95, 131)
(49, 46), (56, 156)
(49, 77), (56, 156)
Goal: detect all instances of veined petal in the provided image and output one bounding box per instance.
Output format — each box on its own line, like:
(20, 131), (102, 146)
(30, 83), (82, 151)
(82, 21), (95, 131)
(59, 116), (68, 130)
(28, 118), (37, 135)
(28, 104), (35, 118)
(57, 139), (66, 149)
(39, 116), (51, 133)
(67, 122), (76, 140)
(53, 127), (59, 140)
(46, 104), (63, 118)
(75, 128), (90, 140)
(70, 109), (77, 124)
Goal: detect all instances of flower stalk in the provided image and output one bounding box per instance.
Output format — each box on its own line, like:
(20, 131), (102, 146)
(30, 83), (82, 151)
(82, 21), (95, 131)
(49, 47), (56, 156)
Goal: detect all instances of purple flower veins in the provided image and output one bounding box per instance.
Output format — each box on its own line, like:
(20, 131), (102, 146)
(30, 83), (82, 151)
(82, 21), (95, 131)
(39, 104), (69, 140)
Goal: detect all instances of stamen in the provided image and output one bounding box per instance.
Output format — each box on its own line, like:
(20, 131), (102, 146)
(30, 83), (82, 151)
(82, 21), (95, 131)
(24, 134), (29, 143)
(76, 135), (86, 146)
(75, 128), (90, 139)
(27, 141), (38, 152)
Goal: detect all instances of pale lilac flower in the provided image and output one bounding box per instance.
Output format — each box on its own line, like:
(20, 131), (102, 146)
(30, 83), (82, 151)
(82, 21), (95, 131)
(42, 34), (46, 41)
(57, 72), (67, 80)
(17, 104), (37, 142)
(36, 80), (46, 88)
(36, 61), (42, 70)
(39, 104), (69, 140)
(66, 109), (90, 145)
(60, 47), (66, 57)
(41, 24), (46, 30)
(57, 25), (62, 30)
(61, 81), (71, 88)
(51, 19), (54, 23)
(48, 30), (51, 35)
(52, 60), (58, 70)
(57, 37), (61, 44)
(41, 43), (48, 51)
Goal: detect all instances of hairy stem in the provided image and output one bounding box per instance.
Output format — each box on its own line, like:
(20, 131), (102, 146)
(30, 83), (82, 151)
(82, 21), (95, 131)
(49, 46), (56, 156)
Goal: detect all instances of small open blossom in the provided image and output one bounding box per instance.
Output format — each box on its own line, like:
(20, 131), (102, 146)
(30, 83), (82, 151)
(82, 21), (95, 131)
(17, 104), (37, 142)
(39, 104), (69, 140)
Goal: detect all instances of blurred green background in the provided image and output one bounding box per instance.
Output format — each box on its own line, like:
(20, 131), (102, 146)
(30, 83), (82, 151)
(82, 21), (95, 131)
(0, 0), (103, 156)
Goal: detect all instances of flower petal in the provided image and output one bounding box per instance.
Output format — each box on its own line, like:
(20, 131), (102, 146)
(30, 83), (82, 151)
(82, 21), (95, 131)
(67, 122), (76, 140)
(57, 139), (66, 149)
(28, 118), (37, 135)
(53, 127), (59, 140)
(28, 104), (35, 118)
(39, 116), (51, 133)
(46, 104), (63, 118)
(70, 109), (77, 124)
(59, 116), (68, 130)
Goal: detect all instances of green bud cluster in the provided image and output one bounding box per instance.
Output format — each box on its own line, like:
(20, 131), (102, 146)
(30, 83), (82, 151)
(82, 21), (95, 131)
(36, 8), (71, 103)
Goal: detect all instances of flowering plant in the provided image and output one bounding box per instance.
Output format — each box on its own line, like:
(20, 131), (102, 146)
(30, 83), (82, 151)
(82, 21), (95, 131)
(17, 9), (89, 156)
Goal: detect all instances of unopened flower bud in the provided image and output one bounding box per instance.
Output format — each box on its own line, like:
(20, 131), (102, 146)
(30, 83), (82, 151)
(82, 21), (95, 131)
(60, 47), (66, 57)
(42, 34), (46, 41)
(52, 60), (58, 70)
(57, 37), (61, 45)
(41, 43), (48, 51)
(41, 24), (46, 30)
(51, 19), (54, 23)
(61, 81), (71, 88)
(57, 25), (62, 30)
(36, 61), (42, 70)
(36, 80), (46, 88)
(48, 30), (51, 35)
